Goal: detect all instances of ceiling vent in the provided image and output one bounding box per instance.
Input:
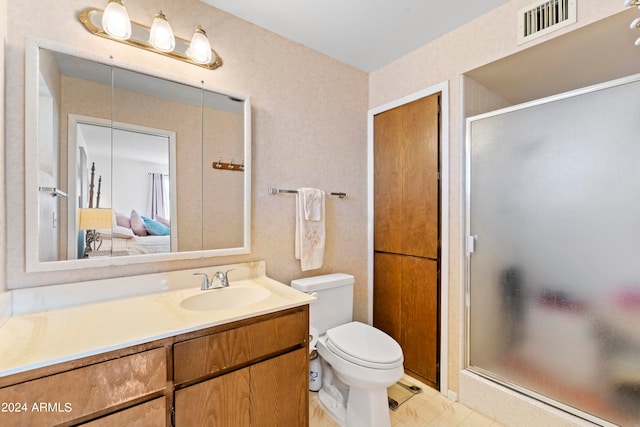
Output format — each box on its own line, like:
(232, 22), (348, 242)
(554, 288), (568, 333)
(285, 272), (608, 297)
(517, 0), (577, 45)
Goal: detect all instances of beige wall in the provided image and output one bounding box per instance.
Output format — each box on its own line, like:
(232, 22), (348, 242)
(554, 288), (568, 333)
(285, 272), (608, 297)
(0, 0), (6, 294)
(369, 0), (624, 401)
(0, 0), (9, 326)
(5, 0), (369, 320)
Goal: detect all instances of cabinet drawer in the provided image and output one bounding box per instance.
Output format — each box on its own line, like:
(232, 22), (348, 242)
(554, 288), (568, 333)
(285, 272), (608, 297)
(80, 397), (166, 427)
(174, 310), (307, 385)
(246, 310), (308, 359)
(0, 348), (166, 427)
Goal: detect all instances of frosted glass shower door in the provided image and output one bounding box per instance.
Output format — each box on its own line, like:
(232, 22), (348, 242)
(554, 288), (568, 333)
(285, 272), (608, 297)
(466, 75), (640, 426)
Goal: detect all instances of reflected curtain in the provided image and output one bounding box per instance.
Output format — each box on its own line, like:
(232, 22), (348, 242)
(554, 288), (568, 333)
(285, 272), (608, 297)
(147, 173), (169, 219)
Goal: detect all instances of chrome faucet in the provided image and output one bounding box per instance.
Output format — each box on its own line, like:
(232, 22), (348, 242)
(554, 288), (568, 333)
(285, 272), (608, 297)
(193, 270), (234, 290)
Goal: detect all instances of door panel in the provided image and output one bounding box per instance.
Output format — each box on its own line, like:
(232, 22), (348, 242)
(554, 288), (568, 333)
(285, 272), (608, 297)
(373, 252), (402, 342)
(174, 368), (250, 426)
(249, 348), (308, 427)
(401, 256), (438, 384)
(402, 96), (440, 259)
(373, 108), (403, 254)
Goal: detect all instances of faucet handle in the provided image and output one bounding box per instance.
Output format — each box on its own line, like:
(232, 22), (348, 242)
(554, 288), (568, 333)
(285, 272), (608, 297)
(193, 272), (210, 290)
(213, 269), (235, 287)
(223, 269), (236, 286)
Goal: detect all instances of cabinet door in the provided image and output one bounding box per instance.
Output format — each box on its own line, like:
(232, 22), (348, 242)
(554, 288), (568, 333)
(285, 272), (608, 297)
(373, 252), (402, 343)
(249, 348), (308, 427)
(401, 256), (438, 384)
(80, 397), (165, 427)
(174, 368), (250, 427)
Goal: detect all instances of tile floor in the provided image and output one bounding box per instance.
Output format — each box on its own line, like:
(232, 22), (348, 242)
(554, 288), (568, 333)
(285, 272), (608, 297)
(309, 375), (505, 427)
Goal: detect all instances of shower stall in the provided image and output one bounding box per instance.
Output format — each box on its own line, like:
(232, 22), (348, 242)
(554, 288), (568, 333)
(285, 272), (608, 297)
(465, 73), (640, 427)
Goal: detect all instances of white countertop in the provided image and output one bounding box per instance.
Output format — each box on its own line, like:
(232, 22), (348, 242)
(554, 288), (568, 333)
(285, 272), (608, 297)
(0, 264), (314, 378)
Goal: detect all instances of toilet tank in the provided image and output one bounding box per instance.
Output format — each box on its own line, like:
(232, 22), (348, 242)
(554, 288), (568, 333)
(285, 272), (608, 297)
(291, 273), (354, 335)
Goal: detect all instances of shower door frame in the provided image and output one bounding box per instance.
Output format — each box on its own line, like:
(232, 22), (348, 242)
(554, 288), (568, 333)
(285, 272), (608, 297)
(463, 72), (640, 427)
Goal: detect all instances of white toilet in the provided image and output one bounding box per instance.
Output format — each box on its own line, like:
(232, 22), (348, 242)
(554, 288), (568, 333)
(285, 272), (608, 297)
(291, 273), (404, 427)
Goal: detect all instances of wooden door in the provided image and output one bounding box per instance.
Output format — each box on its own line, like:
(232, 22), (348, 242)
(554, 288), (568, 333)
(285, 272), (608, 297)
(373, 252), (402, 342)
(374, 107), (403, 254)
(373, 93), (440, 388)
(401, 256), (438, 384)
(401, 97), (439, 259)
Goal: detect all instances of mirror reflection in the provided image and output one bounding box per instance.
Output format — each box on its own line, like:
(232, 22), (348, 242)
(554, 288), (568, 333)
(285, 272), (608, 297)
(71, 121), (175, 259)
(35, 47), (249, 265)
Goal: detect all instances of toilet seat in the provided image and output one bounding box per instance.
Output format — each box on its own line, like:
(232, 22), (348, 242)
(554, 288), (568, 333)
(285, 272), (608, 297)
(325, 322), (403, 370)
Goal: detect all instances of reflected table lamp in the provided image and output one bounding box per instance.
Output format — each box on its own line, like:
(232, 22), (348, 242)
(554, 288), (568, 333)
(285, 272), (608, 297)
(78, 208), (113, 255)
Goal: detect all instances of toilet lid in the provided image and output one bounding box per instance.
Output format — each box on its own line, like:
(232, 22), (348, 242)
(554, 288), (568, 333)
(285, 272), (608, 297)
(325, 322), (403, 369)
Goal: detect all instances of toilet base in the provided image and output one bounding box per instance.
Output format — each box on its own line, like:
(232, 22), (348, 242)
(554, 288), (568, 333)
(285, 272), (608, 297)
(345, 387), (392, 427)
(318, 387), (347, 426)
(317, 383), (391, 427)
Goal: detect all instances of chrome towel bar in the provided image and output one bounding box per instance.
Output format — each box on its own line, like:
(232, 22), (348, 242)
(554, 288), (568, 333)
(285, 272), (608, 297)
(268, 187), (347, 198)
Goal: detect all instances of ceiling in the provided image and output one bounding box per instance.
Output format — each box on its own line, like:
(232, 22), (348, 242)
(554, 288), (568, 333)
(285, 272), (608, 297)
(467, 8), (640, 105)
(78, 124), (170, 166)
(200, 0), (511, 72)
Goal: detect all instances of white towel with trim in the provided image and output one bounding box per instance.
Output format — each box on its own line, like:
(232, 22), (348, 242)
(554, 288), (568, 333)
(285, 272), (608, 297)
(295, 188), (325, 271)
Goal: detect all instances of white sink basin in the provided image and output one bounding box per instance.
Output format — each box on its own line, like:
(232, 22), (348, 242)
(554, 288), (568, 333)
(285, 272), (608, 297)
(180, 286), (271, 311)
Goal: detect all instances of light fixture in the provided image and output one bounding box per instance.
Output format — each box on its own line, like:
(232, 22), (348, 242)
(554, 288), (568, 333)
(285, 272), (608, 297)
(149, 10), (175, 53)
(626, 0), (640, 46)
(101, 0), (131, 40)
(78, 208), (113, 254)
(78, 4), (222, 70)
(187, 25), (213, 64)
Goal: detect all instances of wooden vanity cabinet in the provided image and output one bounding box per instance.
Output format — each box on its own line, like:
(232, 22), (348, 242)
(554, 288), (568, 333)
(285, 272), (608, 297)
(174, 348), (308, 426)
(0, 305), (309, 427)
(173, 307), (309, 426)
(0, 346), (168, 427)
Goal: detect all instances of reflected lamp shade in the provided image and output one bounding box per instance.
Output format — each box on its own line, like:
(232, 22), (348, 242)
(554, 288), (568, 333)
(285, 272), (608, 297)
(102, 0), (132, 40)
(149, 11), (175, 52)
(186, 25), (213, 64)
(78, 208), (113, 230)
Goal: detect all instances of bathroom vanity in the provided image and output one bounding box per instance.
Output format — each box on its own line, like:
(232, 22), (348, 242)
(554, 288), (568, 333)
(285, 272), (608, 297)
(0, 262), (312, 426)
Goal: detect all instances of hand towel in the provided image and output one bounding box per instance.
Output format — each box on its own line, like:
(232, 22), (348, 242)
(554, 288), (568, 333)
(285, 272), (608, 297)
(295, 188), (325, 271)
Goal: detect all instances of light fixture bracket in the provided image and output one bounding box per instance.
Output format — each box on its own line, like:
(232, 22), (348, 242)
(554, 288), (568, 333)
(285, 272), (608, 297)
(78, 7), (222, 70)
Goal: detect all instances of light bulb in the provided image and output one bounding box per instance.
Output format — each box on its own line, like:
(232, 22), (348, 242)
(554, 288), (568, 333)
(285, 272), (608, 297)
(186, 25), (213, 64)
(636, 36), (640, 46)
(102, 0), (131, 40)
(149, 11), (175, 52)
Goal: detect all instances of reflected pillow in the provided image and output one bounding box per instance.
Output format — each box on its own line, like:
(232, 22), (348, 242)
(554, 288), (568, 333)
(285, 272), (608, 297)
(130, 210), (148, 236)
(141, 215), (170, 236)
(116, 212), (131, 228)
(154, 214), (170, 228)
